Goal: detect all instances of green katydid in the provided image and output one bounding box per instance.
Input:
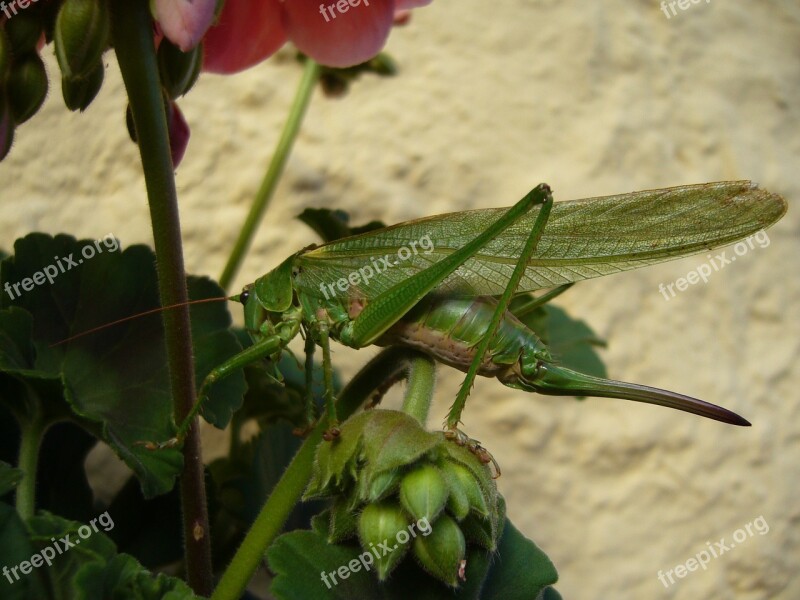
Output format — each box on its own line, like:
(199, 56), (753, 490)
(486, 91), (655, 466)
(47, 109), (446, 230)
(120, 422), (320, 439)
(142, 180), (785, 451)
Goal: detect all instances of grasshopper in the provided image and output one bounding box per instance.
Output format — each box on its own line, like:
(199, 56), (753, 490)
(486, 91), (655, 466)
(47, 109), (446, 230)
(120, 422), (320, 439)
(146, 181), (785, 450)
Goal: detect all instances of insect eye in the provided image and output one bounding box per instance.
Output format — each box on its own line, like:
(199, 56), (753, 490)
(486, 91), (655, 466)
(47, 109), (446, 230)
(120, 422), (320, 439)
(240, 290), (250, 305)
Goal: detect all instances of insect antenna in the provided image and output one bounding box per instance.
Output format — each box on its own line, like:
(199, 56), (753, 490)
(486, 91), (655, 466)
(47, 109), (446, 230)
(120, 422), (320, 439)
(49, 296), (232, 347)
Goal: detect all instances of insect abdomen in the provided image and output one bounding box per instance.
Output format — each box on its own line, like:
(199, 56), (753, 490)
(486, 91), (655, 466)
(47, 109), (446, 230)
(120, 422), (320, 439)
(378, 296), (546, 379)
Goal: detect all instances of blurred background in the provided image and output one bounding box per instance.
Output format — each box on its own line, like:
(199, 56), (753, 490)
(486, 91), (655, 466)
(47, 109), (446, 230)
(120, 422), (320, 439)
(2, 1), (798, 598)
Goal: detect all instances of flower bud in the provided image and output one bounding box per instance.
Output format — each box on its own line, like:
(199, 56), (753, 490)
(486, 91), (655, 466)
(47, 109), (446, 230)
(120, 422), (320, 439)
(55, 0), (110, 78)
(358, 503), (410, 580)
(7, 53), (48, 124)
(62, 61), (104, 112)
(6, 12), (43, 55)
(412, 514), (465, 587)
(440, 459), (490, 518)
(364, 469), (401, 503)
(0, 92), (15, 161)
(366, 52), (397, 76)
(158, 39), (202, 99)
(438, 462), (470, 521)
(399, 464), (448, 524)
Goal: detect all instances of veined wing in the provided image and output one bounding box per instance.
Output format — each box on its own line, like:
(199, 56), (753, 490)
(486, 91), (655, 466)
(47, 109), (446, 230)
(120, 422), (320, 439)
(293, 181), (786, 300)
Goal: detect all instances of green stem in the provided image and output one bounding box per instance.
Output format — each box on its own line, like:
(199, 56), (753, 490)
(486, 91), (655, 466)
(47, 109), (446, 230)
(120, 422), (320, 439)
(219, 58), (320, 291)
(111, 1), (212, 594)
(211, 347), (414, 600)
(401, 352), (436, 425)
(15, 415), (44, 520)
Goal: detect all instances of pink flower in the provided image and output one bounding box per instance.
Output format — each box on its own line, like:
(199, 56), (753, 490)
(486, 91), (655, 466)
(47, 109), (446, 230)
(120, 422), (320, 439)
(203, 0), (433, 74)
(153, 0), (218, 52)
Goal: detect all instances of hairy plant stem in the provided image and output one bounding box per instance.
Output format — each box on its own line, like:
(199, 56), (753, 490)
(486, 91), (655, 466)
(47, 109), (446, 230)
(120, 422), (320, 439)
(15, 414), (44, 520)
(219, 58), (320, 291)
(111, 1), (212, 594)
(401, 352), (436, 425)
(211, 347), (422, 600)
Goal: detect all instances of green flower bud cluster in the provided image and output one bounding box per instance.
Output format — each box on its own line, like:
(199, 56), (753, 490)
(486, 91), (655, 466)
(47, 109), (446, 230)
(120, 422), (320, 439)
(305, 409), (502, 587)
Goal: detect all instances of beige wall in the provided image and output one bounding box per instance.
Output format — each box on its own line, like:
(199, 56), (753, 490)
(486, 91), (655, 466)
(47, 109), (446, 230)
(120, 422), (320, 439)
(2, 1), (799, 598)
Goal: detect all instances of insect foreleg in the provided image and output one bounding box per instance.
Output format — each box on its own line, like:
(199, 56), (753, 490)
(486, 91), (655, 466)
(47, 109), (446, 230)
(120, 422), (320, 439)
(446, 188), (554, 431)
(139, 334), (287, 450)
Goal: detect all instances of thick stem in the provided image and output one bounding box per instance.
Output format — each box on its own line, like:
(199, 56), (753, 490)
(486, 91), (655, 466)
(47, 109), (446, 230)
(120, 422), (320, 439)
(401, 352), (436, 425)
(111, 1), (212, 594)
(219, 58), (320, 291)
(15, 415), (44, 520)
(211, 347), (414, 600)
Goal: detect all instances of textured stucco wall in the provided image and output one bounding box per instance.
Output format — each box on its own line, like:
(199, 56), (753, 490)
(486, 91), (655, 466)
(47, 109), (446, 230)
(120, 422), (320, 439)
(2, 1), (799, 598)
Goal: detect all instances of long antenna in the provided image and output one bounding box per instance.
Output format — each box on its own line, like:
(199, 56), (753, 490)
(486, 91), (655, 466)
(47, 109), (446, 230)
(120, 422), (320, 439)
(50, 296), (231, 347)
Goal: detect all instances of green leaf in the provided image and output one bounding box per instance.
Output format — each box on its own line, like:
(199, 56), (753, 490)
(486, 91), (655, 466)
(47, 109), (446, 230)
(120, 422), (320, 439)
(479, 516), (559, 599)
(297, 208), (385, 243)
(0, 233), (246, 497)
(0, 510), (197, 599)
(72, 553), (197, 599)
(268, 529), (384, 599)
(0, 502), (47, 599)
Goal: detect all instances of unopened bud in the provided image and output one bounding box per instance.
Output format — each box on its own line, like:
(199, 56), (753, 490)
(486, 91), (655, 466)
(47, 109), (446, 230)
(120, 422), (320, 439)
(7, 53), (48, 124)
(358, 503), (410, 580)
(399, 464), (448, 523)
(6, 12), (43, 55)
(62, 61), (104, 112)
(412, 514), (466, 587)
(158, 39), (202, 99)
(55, 0), (110, 78)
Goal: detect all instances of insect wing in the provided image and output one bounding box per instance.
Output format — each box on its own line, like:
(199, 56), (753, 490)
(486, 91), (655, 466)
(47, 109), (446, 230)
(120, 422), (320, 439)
(293, 181), (786, 300)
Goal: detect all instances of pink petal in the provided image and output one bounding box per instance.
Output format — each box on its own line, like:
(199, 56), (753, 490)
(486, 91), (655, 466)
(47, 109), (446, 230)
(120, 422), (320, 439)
(168, 101), (191, 167)
(285, 0), (396, 68)
(203, 0), (288, 74)
(153, 0), (217, 51)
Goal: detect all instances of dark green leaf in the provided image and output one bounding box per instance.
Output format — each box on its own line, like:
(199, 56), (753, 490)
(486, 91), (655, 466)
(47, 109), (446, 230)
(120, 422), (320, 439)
(0, 233), (245, 497)
(479, 517), (558, 599)
(72, 553), (197, 600)
(0, 501), (48, 599)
